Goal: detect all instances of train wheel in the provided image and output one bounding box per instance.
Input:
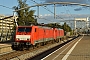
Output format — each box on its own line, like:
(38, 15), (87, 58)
(51, 40), (54, 44)
(26, 45), (30, 50)
(30, 44), (34, 49)
(35, 43), (39, 48)
(44, 42), (46, 45)
(59, 38), (61, 42)
(40, 42), (44, 46)
(11, 45), (16, 50)
(56, 39), (59, 43)
(32, 45), (35, 49)
(19, 44), (24, 51)
(19, 46), (24, 51)
(11, 45), (18, 50)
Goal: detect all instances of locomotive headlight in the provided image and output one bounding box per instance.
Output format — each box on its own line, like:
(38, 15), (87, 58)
(27, 38), (29, 40)
(16, 38), (19, 40)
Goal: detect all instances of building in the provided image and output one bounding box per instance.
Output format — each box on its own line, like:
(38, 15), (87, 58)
(0, 14), (15, 42)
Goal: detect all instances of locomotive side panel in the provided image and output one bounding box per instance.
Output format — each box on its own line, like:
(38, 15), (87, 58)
(49, 29), (54, 40)
(32, 27), (45, 45)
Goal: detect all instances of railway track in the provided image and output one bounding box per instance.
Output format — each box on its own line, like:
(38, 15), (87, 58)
(26, 36), (80, 60)
(0, 43), (61, 60)
(0, 36), (78, 60)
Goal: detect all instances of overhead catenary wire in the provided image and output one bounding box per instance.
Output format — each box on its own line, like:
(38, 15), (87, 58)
(30, 0), (63, 19)
(0, 4), (13, 10)
(63, 5), (74, 20)
(29, 0), (56, 23)
(31, 0), (63, 22)
(13, 1), (90, 12)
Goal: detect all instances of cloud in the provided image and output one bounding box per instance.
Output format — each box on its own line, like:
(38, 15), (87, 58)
(37, 14), (90, 24)
(74, 6), (89, 11)
(74, 7), (82, 11)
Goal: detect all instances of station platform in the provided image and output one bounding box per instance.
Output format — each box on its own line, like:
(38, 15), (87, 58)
(43, 35), (90, 60)
(66, 35), (90, 60)
(0, 43), (11, 47)
(0, 43), (12, 54)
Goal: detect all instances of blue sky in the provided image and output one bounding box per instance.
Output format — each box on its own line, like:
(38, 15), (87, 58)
(0, 0), (90, 15)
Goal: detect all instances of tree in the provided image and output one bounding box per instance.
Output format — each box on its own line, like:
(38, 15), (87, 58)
(62, 22), (72, 32)
(45, 23), (62, 28)
(13, 0), (36, 26)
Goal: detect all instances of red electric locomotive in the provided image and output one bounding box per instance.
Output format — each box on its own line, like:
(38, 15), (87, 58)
(12, 26), (64, 50)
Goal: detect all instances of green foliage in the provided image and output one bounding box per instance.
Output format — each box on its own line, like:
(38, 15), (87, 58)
(62, 22), (72, 32)
(13, 0), (36, 26)
(45, 22), (72, 32)
(45, 23), (62, 28)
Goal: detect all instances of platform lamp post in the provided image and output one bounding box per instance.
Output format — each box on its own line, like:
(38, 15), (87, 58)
(37, 6), (39, 18)
(54, 4), (56, 19)
(13, 12), (18, 27)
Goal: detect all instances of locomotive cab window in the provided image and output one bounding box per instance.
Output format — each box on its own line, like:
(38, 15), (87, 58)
(17, 27), (32, 32)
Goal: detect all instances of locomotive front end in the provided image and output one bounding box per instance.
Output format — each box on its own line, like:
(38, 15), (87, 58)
(12, 26), (32, 50)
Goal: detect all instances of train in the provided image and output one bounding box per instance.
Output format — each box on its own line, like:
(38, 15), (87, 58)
(12, 25), (64, 50)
